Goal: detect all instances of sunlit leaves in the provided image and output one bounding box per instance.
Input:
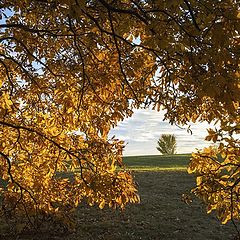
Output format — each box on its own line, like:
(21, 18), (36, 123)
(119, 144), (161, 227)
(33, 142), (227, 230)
(188, 124), (240, 225)
(0, 0), (239, 232)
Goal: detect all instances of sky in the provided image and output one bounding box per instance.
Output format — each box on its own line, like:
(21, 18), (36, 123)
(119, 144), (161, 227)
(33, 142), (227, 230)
(109, 109), (216, 156)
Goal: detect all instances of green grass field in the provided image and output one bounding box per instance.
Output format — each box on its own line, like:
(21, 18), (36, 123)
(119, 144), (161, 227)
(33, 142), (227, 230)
(123, 154), (191, 171)
(1, 154), (239, 240)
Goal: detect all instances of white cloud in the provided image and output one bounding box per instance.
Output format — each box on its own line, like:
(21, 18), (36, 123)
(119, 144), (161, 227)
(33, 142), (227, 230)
(109, 109), (216, 156)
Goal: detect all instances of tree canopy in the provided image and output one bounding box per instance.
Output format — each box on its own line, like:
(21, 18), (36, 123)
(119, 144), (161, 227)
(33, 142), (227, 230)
(0, 0), (239, 232)
(157, 134), (177, 155)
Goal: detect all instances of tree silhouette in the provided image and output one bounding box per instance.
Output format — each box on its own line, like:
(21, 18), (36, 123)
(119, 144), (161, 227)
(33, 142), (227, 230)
(157, 134), (177, 155)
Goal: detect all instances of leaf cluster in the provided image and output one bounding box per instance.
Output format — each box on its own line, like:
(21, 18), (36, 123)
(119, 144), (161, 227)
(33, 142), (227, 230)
(0, 0), (239, 233)
(188, 123), (240, 227)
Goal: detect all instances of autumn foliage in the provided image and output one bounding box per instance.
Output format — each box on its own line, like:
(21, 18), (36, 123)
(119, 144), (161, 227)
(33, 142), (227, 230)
(0, 0), (239, 232)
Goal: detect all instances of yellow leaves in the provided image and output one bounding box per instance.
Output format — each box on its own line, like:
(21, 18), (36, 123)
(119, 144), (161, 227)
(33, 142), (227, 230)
(33, 180), (42, 191)
(189, 132), (240, 225)
(99, 199), (105, 209)
(7, 182), (16, 191)
(71, 159), (80, 169)
(91, 26), (99, 33)
(207, 205), (213, 214)
(125, 33), (134, 42)
(196, 176), (202, 186)
(188, 154), (200, 174)
(0, 92), (13, 110)
(0, 0), (239, 232)
(221, 212), (232, 225)
(47, 126), (59, 136)
(74, 198), (79, 207)
(67, 107), (74, 114)
(187, 166), (195, 174)
(132, 194), (140, 203)
(110, 160), (116, 172)
(205, 129), (218, 143)
(97, 52), (106, 61)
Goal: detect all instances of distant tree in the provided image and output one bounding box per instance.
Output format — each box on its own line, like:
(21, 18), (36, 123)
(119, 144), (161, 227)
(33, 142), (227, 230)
(157, 134), (177, 155)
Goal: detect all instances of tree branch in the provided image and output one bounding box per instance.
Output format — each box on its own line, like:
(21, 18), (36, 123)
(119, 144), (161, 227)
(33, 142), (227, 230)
(183, 0), (201, 31)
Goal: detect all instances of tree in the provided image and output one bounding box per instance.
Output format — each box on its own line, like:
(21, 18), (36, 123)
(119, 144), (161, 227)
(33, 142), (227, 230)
(156, 134), (177, 155)
(0, 0), (239, 233)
